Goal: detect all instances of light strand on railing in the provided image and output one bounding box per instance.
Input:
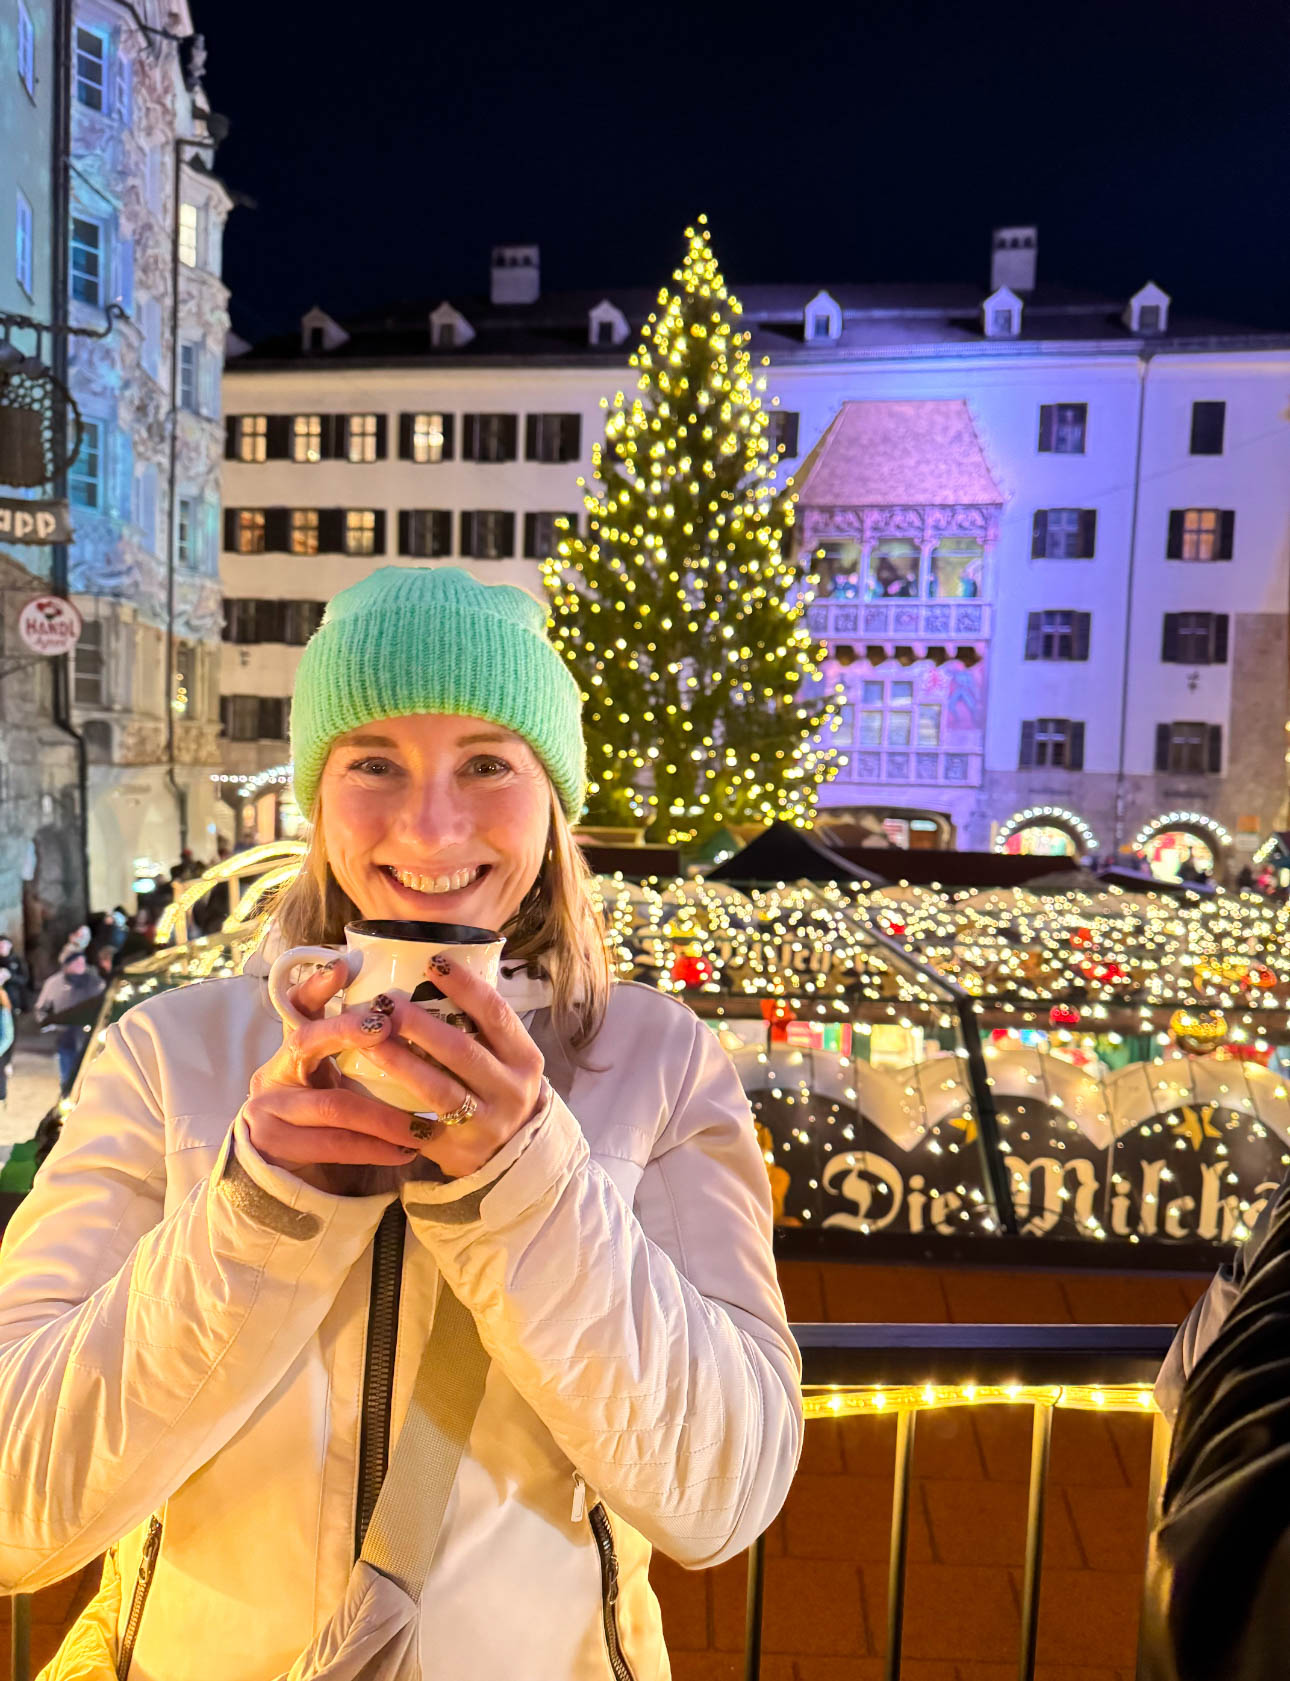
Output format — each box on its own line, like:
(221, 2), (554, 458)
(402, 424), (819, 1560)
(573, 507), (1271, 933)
(801, 1382), (1156, 1419)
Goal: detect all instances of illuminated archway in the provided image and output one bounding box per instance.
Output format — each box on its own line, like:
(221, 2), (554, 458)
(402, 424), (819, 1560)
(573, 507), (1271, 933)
(994, 806), (1099, 858)
(1134, 811), (1232, 882)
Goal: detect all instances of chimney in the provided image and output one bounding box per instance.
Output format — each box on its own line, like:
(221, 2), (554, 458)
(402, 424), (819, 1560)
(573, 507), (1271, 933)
(990, 226), (1037, 294)
(490, 244), (540, 306)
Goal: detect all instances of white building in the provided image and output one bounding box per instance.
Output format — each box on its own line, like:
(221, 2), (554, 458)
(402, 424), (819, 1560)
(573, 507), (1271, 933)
(66, 1), (231, 907)
(220, 235), (1290, 877)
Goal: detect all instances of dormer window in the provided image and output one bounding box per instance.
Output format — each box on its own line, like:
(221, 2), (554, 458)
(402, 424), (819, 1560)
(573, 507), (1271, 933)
(588, 299), (630, 348)
(430, 301), (475, 351)
(809, 314), (831, 340)
(300, 307), (349, 354)
(436, 322), (456, 348)
(307, 326), (324, 351)
(1124, 282), (1170, 336)
(982, 285), (1023, 338)
(803, 290), (842, 343)
(1139, 305), (1160, 332)
(993, 309), (1012, 334)
(595, 320), (614, 345)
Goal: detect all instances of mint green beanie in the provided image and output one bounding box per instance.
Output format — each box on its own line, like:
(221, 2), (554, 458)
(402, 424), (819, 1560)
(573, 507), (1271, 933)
(290, 566), (585, 818)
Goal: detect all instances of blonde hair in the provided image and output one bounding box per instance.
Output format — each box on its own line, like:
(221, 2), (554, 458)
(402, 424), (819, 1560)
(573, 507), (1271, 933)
(271, 781), (611, 1062)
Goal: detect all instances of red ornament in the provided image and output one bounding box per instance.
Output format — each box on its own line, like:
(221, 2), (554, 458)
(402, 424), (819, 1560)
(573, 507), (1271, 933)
(670, 951), (714, 988)
(877, 913), (906, 938)
(1247, 966), (1278, 991)
(1070, 927), (1095, 950)
(760, 998), (796, 1024)
(1049, 1003), (1080, 1028)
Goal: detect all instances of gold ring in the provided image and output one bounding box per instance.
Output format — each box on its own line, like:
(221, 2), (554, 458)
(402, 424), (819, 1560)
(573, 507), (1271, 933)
(436, 1089), (479, 1128)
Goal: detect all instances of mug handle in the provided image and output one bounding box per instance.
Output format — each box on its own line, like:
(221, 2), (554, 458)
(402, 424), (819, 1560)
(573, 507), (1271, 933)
(267, 945), (348, 1031)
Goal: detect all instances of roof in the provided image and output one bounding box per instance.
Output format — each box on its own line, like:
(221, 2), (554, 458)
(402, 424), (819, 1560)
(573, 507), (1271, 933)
(793, 400), (1004, 507)
(228, 281), (1290, 371)
(704, 821), (886, 887)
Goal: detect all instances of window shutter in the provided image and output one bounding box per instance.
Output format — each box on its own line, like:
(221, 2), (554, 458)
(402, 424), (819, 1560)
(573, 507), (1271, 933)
(1068, 721), (1085, 771)
(266, 416), (290, 459)
(434, 511), (451, 556)
(1166, 510), (1185, 559)
(1073, 613), (1091, 661)
(322, 416), (346, 460)
(264, 508), (290, 552)
(460, 511), (476, 556)
(1161, 614), (1179, 662)
(223, 508), (237, 550)
(1213, 614), (1230, 664)
(523, 512), (537, 558)
(502, 416), (519, 460)
(441, 414), (455, 461)
(1218, 510), (1235, 560)
(1037, 406), (1055, 451)
(222, 598), (234, 640)
(219, 695), (231, 736)
(398, 414), (414, 460)
(780, 412), (800, 456)
(1207, 725), (1223, 774)
(397, 510), (411, 555)
(1019, 721), (1036, 768)
(525, 415), (539, 461)
(499, 512), (516, 556)
(1031, 510), (1048, 559)
(371, 511), (386, 554)
(462, 415), (478, 461)
(561, 414), (582, 459)
(317, 509), (345, 552)
(224, 417), (238, 460)
(1024, 613), (1041, 659)
(1155, 724), (1171, 772)
(1078, 510), (1097, 558)
(374, 416), (388, 460)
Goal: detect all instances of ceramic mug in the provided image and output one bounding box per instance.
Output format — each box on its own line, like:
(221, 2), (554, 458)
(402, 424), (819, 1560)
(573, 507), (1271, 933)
(267, 919), (505, 1112)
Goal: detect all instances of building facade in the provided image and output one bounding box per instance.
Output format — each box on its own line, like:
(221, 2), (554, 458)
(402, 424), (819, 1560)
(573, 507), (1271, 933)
(0, 0), (85, 966)
(220, 237), (1290, 877)
(66, 0), (230, 908)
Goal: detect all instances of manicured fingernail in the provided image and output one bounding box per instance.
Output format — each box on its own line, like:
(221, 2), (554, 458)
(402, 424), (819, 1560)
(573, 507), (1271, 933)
(360, 1013), (386, 1034)
(430, 954), (451, 975)
(409, 1114), (437, 1139)
(372, 993), (395, 1016)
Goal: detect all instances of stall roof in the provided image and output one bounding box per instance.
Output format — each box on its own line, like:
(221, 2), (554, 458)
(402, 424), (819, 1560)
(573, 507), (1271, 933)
(705, 822), (887, 886)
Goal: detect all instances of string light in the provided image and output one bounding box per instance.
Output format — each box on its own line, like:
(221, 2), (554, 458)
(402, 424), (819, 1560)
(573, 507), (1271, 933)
(802, 1382), (1156, 1420)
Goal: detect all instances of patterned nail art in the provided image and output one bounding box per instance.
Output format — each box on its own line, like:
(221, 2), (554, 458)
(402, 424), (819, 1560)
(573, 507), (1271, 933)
(430, 954), (451, 976)
(371, 993), (396, 1016)
(409, 1114), (437, 1140)
(360, 1013), (386, 1034)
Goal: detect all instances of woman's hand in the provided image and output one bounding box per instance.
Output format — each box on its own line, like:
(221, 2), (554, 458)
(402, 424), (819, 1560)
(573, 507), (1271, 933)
(243, 958), (421, 1190)
(357, 956), (548, 1180)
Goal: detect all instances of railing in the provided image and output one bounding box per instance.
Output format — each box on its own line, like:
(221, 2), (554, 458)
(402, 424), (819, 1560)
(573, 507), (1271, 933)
(743, 1322), (1177, 1681)
(805, 598), (993, 643)
(8, 1322), (1177, 1681)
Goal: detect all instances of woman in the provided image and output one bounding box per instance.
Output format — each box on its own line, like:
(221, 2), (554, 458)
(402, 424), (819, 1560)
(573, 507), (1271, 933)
(0, 567), (802, 1680)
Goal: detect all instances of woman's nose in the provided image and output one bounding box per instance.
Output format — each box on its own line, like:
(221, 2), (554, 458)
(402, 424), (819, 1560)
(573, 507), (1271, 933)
(395, 781), (474, 852)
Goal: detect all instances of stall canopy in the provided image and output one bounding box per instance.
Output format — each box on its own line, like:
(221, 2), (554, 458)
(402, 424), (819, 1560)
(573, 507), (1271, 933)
(705, 822), (887, 886)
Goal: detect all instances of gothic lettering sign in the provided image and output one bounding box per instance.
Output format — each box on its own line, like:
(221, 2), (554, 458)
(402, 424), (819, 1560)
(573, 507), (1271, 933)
(18, 593), (82, 656)
(0, 497), (72, 546)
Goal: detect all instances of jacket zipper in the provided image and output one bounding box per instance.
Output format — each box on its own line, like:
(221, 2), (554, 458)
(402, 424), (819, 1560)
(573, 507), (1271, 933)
(588, 1499), (637, 1681)
(115, 1512), (162, 1681)
(353, 1201), (405, 1557)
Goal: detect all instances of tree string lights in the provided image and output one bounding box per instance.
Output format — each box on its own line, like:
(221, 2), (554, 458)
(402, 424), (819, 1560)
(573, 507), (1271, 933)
(542, 216), (842, 846)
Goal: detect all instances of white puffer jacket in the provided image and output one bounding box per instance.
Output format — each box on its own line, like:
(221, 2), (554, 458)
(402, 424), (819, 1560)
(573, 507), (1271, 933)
(0, 952), (801, 1680)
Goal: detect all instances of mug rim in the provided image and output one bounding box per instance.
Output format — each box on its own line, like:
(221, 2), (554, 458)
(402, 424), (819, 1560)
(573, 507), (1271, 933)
(345, 919), (502, 945)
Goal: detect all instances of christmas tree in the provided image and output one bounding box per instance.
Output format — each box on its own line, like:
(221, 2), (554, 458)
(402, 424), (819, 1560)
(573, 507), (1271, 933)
(542, 217), (842, 848)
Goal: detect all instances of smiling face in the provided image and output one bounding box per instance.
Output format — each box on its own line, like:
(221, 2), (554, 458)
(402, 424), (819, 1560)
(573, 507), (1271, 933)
(318, 714), (551, 932)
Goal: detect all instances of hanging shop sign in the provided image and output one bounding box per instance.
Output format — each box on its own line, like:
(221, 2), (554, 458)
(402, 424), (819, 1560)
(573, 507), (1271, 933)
(18, 593), (82, 655)
(0, 496), (71, 545)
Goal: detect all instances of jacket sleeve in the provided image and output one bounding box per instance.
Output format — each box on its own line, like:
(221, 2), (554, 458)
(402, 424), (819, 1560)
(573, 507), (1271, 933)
(404, 1005), (803, 1569)
(0, 1007), (392, 1592)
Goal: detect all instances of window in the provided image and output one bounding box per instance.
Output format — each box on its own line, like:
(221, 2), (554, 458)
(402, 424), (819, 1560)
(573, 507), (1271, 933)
(526, 413), (581, 463)
(346, 414), (382, 463)
(461, 510), (515, 560)
(1037, 403), (1088, 454)
(435, 321), (456, 349)
(766, 410), (800, 458)
(344, 510), (378, 555)
(1189, 402), (1226, 456)
(1032, 508), (1097, 560)
(1162, 612), (1229, 666)
(18, 2), (35, 96)
(991, 309), (1013, 335)
(15, 190), (33, 297)
(68, 418), (102, 508)
(406, 412), (446, 463)
(398, 510), (452, 558)
(235, 415), (267, 463)
(70, 217), (102, 304)
(74, 26), (105, 110)
(1019, 718), (1085, 769)
(223, 600), (324, 645)
(523, 511), (577, 560)
(292, 414), (322, 462)
(73, 621), (105, 706)
(1156, 721), (1221, 775)
(177, 496), (196, 567)
(1167, 508), (1235, 562)
(595, 319), (615, 346)
(179, 342), (198, 411)
(917, 705), (941, 747)
(220, 695), (288, 741)
(809, 314), (832, 340)
(867, 539), (920, 600)
(1138, 304), (1161, 333)
(1024, 610), (1091, 661)
(177, 202), (199, 268)
(287, 509), (319, 555)
(234, 510), (266, 553)
(463, 414), (519, 463)
(283, 600), (324, 644)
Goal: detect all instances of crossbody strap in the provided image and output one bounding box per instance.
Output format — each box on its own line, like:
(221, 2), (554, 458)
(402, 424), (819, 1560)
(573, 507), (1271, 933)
(358, 1006), (572, 1593)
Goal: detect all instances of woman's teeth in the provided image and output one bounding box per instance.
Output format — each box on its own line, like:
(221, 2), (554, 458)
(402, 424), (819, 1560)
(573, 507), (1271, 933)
(386, 865), (484, 895)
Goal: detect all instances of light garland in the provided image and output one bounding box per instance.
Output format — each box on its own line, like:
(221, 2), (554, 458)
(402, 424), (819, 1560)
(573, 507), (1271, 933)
(211, 763), (294, 802)
(1134, 810), (1233, 850)
(994, 806), (1099, 854)
(802, 1382), (1156, 1420)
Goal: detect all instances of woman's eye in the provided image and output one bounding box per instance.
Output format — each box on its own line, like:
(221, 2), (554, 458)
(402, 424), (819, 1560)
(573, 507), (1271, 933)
(348, 756), (397, 776)
(468, 755), (513, 777)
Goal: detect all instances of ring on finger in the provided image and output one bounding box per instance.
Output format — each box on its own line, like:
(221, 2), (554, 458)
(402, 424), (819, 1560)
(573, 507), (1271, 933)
(436, 1089), (478, 1129)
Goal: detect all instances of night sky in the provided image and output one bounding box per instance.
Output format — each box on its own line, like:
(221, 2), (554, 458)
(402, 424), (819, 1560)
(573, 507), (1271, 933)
(200, 0), (1290, 346)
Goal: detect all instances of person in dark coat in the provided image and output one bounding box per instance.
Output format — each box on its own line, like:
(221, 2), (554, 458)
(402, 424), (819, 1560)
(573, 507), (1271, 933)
(33, 951), (106, 1095)
(0, 937), (32, 1015)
